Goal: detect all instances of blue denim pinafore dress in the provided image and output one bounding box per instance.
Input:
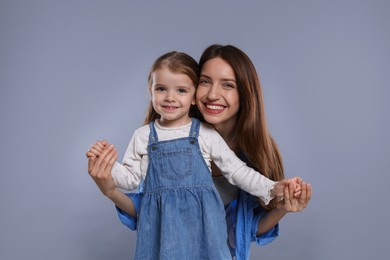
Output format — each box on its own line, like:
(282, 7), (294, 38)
(134, 118), (231, 260)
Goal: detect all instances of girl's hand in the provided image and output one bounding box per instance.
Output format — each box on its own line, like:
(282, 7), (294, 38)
(289, 176), (303, 198)
(86, 140), (108, 159)
(87, 143), (117, 197)
(271, 179), (292, 200)
(276, 181), (312, 212)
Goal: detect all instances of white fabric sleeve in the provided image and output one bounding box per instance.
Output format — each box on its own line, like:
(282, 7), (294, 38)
(201, 124), (276, 205)
(111, 128), (147, 191)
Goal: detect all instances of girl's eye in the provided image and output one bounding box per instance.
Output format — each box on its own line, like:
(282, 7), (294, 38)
(155, 86), (166, 92)
(177, 88), (188, 94)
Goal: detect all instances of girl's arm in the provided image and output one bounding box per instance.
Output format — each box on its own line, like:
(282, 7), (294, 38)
(87, 143), (136, 217)
(111, 129), (147, 191)
(257, 181), (312, 236)
(205, 126), (281, 205)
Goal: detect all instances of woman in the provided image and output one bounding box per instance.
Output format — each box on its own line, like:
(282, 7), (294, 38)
(87, 44), (311, 260)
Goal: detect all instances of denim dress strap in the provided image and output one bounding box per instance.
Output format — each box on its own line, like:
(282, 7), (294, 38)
(148, 120), (159, 144)
(189, 118), (200, 139)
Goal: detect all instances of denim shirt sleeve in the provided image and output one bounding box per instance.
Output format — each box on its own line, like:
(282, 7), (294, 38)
(234, 190), (279, 260)
(251, 205), (279, 246)
(115, 192), (143, 230)
(236, 153), (279, 247)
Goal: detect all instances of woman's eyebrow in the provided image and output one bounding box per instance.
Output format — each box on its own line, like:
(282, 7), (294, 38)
(221, 78), (236, 83)
(200, 74), (236, 83)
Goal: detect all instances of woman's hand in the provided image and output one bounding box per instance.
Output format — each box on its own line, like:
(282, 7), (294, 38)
(276, 181), (312, 212)
(87, 143), (118, 198)
(86, 142), (137, 216)
(256, 181), (312, 236)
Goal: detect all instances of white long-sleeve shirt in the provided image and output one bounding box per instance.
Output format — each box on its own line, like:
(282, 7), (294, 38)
(112, 120), (276, 205)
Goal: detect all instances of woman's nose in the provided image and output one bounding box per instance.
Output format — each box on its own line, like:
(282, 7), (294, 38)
(207, 84), (221, 100)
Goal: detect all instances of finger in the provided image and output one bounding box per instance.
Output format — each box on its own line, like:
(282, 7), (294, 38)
(94, 141), (110, 154)
(293, 190), (302, 198)
(97, 145), (116, 178)
(291, 176), (301, 184)
(93, 140), (108, 150)
(86, 151), (97, 158)
(283, 186), (291, 209)
(87, 157), (97, 175)
(293, 182), (302, 197)
(103, 148), (117, 174)
(288, 182), (295, 200)
(298, 182), (307, 204)
(86, 142), (103, 158)
(92, 145), (114, 177)
(274, 179), (288, 197)
(94, 141), (106, 149)
(90, 146), (103, 156)
(284, 184), (290, 200)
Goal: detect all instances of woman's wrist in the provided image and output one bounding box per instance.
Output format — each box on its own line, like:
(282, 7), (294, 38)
(256, 206), (287, 236)
(104, 187), (118, 200)
(273, 206), (288, 216)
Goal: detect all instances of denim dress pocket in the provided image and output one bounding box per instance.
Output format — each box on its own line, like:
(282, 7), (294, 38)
(158, 148), (192, 180)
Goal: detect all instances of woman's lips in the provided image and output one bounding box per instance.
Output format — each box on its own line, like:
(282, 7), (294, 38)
(204, 103), (225, 114)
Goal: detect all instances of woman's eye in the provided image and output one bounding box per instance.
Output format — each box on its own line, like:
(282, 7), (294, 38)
(199, 78), (210, 84)
(223, 83), (235, 89)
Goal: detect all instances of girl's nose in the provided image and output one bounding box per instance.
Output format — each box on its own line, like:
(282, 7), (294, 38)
(164, 90), (175, 102)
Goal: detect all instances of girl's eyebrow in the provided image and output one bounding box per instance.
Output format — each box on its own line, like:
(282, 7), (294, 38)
(177, 85), (196, 91)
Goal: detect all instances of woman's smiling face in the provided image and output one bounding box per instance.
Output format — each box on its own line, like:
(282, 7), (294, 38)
(196, 57), (240, 133)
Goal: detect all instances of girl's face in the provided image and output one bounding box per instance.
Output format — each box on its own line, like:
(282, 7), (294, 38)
(151, 67), (196, 127)
(196, 57), (240, 134)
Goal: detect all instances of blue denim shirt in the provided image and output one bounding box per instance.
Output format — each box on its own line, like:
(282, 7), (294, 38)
(116, 188), (279, 260)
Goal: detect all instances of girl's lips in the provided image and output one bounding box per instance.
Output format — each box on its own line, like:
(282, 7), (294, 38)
(162, 106), (177, 111)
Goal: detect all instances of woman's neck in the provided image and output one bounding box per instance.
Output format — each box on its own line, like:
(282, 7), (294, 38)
(214, 119), (239, 153)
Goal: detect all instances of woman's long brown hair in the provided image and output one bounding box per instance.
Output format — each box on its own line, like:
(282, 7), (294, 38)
(199, 44), (284, 210)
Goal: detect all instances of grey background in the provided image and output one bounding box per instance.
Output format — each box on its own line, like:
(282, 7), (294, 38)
(1, 0), (389, 259)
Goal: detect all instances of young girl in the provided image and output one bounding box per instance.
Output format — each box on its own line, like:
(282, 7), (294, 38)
(87, 51), (301, 259)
